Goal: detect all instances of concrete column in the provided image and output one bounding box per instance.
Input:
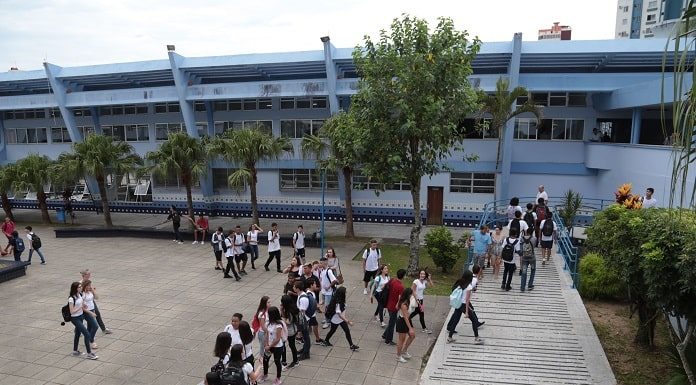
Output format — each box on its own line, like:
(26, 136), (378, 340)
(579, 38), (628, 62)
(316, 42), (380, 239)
(89, 107), (102, 135)
(0, 114), (7, 162)
(43, 63), (83, 143)
(631, 107), (642, 145)
(321, 36), (339, 114)
(166, 50), (198, 138)
(500, 33), (522, 201)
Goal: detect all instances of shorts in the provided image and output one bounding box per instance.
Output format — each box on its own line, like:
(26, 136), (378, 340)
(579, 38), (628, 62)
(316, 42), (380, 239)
(307, 316), (318, 326)
(235, 253), (248, 263)
(540, 240), (553, 249)
(363, 269), (378, 283)
(396, 317), (409, 333)
(214, 250), (222, 262)
(474, 253), (486, 267)
(296, 248), (305, 260)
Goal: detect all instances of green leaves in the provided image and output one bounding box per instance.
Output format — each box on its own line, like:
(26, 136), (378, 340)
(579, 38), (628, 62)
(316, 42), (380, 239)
(145, 132), (207, 183)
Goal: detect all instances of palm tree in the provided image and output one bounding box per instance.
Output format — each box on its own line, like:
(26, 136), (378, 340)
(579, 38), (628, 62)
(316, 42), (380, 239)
(14, 155), (53, 224)
(479, 77), (542, 197)
(0, 164), (18, 221)
(146, 132), (207, 220)
(301, 111), (363, 238)
(54, 134), (142, 227)
(208, 127), (293, 224)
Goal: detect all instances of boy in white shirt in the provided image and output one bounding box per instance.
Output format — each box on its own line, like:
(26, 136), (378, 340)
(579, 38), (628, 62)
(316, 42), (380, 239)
(264, 223), (282, 273)
(362, 240), (381, 295)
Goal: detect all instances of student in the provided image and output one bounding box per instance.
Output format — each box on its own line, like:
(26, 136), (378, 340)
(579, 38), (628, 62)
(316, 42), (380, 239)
(396, 288), (417, 363)
(25, 226), (46, 265)
(506, 197), (522, 220)
(490, 225), (504, 279)
(410, 270), (434, 334)
(1, 216), (15, 239)
(507, 210), (529, 239)
(299, 263), (319, 296)
(261, 306), (285, 385)
(211, 227), (225, 271)
(523, 203), (537, 236)
(247, 224), (263, 269)
(641, 187), (658, 208)
(369, 265), (390, 327)
(233, 225), (248, 275)
(321, 287), (359, 351)
(205, 344), (263, 385)
(533, 197), (550, 246)
(520, 229), (537, 292)
(283, 255), (302, 277)
(166, 205), (183, 244)
(79, 269), (112, 334)
(81, 280), (102, 350)
(325, 247), (338, 274)
(4, 230), (24, 262)
(280, 295), (300, 369)
(223, 313), (243, 349)
(319, 257), (338, 329)
(252, 296), (270, 358)
(294, 281), (320, 360)
(238, 321), (256, 366)
(470, 226), (492, 277)
(539, 215), (557, 265)
(362, 240), (381, 295)
(446, 270), (484, 345)
(292, 225), (306, 264)
(67, 282), (98, 359)
(501, 228), (521, 291)
(212, 332), (232, 368)
(193, 215), (209, 244)
(382, 269), (406, 346)
(264, 223), (282, 272)
(223, 230), (241, 281)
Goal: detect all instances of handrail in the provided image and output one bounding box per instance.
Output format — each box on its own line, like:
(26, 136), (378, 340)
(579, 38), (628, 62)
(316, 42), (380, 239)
(553, 210), (579, 289)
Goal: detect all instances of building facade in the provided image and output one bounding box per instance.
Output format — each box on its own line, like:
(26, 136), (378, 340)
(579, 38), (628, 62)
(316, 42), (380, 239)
(616, 0), (686, 38)
(0, 35), (688, 227)
(537, 22), (572, 40)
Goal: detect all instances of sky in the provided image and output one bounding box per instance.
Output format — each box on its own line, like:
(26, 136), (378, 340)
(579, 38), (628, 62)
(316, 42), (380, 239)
(0, 0), (618, 71)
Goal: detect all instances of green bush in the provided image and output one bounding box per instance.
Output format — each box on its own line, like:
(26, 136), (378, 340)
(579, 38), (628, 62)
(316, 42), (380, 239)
(424, 226), (459, 273)
(579, 252), (622, 299)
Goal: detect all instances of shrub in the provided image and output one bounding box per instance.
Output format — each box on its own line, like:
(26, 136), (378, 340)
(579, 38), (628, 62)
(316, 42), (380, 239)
(424, 226), (459, 273)
(579, 252), (622, 299)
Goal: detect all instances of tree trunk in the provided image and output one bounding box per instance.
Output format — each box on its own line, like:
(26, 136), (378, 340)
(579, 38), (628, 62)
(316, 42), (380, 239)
(677, 323), (696, 385)
(97, 176), (113, 227)
(37, 190), (51, 224)
(250, 165), (259, 224)
(634, 301), (657, 347)
(183, 174), (195, 229)
(1, 192), (14, 221)
(407, 178), (422, 276)
(343, 167), (354, 238)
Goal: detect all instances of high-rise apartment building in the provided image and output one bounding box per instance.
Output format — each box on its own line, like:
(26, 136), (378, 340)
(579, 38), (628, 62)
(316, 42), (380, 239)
(538, 22), (572, 40)
(616, 0), (686, 38)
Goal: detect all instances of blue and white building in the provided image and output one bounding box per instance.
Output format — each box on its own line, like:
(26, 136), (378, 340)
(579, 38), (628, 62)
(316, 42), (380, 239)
(0, 34), (686, 226)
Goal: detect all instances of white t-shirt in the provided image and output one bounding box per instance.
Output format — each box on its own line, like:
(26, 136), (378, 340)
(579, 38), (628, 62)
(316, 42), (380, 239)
(297, 293), (309, 320)
(642, 196), (657, 208)
(507, 218), (529, 234)
(506, 205), (523, 219)
(539, 220), (558, 242)
(331, 304), (344, 324)
(537, 190), (549, 203)
(471, 277), (479, 290)
(224, 238), (234, 258)
(83, 291), (95, 311)
(68, 295), (84, 316)
(211, 232), (224, 251)
(268, 230), (280, 252)
(363, 248), (381, 272)
(293, 231), (305, 249)
(233, 233), (245, 255)
(223, 325), (241, 347)
(26, 232), (35, 247)
(413, 279), (427, 300)
(267, 323), (284, 348)
(374, 275), (389, 293)
(502, 237), (521, 265)
(320, 269), (337, 295)
(247, 230), (260, 245)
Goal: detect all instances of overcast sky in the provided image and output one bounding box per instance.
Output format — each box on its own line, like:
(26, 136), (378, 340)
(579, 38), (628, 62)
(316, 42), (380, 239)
(0, 0), (617, 71)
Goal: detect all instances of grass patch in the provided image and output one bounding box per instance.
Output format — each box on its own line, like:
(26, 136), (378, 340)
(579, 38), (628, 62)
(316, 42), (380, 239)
(352, 244), (468, 296)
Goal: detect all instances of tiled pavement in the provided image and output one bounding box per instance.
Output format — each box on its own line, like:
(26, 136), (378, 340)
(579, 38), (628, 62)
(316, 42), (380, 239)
(0, 214), (451, 385)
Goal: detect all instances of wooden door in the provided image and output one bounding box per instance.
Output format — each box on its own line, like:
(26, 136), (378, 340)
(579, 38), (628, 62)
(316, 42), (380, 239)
(427, 186), (444, 225)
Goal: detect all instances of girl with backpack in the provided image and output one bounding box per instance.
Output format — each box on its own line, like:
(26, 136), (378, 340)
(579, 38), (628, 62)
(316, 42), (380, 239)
(67, 282), (98, 360)
(410, 269), (434, 334)
(369, 265), (390, 327)
(81, 280), (101, 350)
(252, 296), (270, 358)
(261, 306), (286, 385)
(238, 321), (256, 367)
(445, 270), (484, 345)
(211, 332), (232, 370)
(320, 286), (359, 351)
(280, 295), (300, 369)
(205, 344), (263, 385)
(396, 287), (417, 363)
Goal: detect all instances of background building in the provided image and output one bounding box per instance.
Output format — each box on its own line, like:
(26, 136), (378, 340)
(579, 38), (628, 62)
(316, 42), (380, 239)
(616, 0), (686, 38)
(538, 22), (572, 40)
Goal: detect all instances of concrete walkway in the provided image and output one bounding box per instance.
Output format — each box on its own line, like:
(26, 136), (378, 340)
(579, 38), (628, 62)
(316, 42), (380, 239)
(421, 252), (616, 385)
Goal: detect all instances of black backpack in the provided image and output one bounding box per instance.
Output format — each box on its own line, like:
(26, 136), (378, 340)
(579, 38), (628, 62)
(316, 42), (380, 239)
(219, 362), (247, 385)
(15, 238), (25, 253)
(542, 219), (555, 237)
(501, 238), (518, 262)
(221, 238), (230, 252)
(210, 357), (226, 374)
(523, 212), (535, 232)
(61, 302), (71, 323)
(509, 219), (521, 236)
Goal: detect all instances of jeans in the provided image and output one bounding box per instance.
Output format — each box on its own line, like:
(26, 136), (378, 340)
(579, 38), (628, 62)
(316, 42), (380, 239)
(224, 256), (240, 279)
(382, 310), (398, 343)
(324, 321), (354, 346)
(322, 294), (332, 323)
(94, 303), (107, 331)
(256, 330), (266, 358)
(409, 299), (426, 329)
(173, 225), (182, 242)
(520, 259), (536, 291)
(71, 315), (92, 353)
(13, 251), (21, 262)
(250, 244), (259, 268)
(281, 334), (298, 364)
(446, 303), (480, 338)
(501, 262), (516, 289)
(300, 322), (311, 357)
(265, 250), (281, 271)
(27, 248), (46, 263)
(262, 346), (283, 379)
(373, 291), (385, 322)
(84, 311), (99, 342)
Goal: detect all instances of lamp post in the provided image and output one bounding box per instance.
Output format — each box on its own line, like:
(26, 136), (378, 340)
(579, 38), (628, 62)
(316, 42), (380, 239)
(320, 167), (326, 257)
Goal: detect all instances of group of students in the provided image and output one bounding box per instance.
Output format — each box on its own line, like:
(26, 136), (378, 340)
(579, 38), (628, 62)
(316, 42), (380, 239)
(64, 269), (113, 361)
(0, 217), (47, 264)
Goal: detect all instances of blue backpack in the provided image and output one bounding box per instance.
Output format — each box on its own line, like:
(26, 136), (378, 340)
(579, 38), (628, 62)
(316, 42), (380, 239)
(15, 238), (25, 253)
(449, 287), (463, 308)
(302, 292), (317, 317)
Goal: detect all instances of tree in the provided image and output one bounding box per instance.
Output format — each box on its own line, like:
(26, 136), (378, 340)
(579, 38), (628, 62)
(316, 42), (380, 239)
(14, 155), (53, 224)
(208, 127), (293, 224)
(146, 132), (207, 221)
(0, 164), (17, 221)
(351, 15), (481, 274)
(54, 134), (142, 227)
(478, 77), (541, 198)
(301, 111), (363, 238)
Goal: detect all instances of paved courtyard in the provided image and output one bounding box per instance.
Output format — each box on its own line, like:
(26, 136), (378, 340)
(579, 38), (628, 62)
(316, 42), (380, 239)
(0, 219), (450, 385)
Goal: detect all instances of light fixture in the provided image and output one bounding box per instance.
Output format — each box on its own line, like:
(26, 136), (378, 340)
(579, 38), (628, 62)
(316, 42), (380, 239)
(166, 45), (176, 51)
(320, 36), (330, 43)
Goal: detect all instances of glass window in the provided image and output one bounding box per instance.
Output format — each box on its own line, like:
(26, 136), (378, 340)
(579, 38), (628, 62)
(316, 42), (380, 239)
(213, 101), (228, 111)
(231, 121), (244, 131)
(472, 173), (495, 193)
(36, 128), (48, 143)
(312, 97), (327, 109)
(213, 168), (230, 190)
(280, 169), (337, 191)
(537, 119), (553, 140)
(552, 119), (566, 140)
(258, 120), (273, 135)
(26, 128), (37, 143)
(296, 98), (311, 109)
(168, 103), (180, 113)
(51, 127), (71, 143)
(137, 105), (148, 114)
(124, 105), (136, 115)
(155, 104), (167, 113)
(516, 95), (529, 106)
(567, 119), (584, 140)
(112, 125), (126, 141)
(243, 99), (257, 110)
(137, 124), (149, 141)
(281, 120), (296, 138)
(194, 102), (206, 112)
(155, 123), (169, 140)
(25, 110), (36, 119)
(258, 99), (272, 110)
(196, 122), (207, 137)
(4, 112), (14, 120)
(549, 92), (567, 107)
(126, 125), (138, 141)
(101, 106), (112, 116)
(50, 108), (61, 118)
(112, 106), (124, 115)
(214, 121), (226, 136)
(297, 120), (312, 137)
(280, 98), (295, 109)
(5, 129), (16, 144)
(532, 93), (548, 106)
(36, 110), (46, 119)
(568, 93), (587, 107)
(450, 172), (495, 194)
(15, 128), (28, 144)
(228, 100), (242, 111)
(312, 120), (324, 135)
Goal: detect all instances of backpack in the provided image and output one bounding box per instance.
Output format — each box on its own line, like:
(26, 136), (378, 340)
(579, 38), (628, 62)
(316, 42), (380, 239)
(381, 279), (391, 307)
(535, 205), (547, 221)
(521, 237), (535, 262)
(325, 302), (343, 320)
(501, 238), (518, 262)
(30, 233), (42, 249)
(364, 247), (380, 261)
(449, 286), (463, 308)
(15, 238), (25, 253)
(542, 219), (555, 237)
(509, 219), (521, 236)
(61, 301), (72, 323)
(212, 233), (222, 250)
(219, 362), (247, 385)
(300, 292), (317, 318)
(523, 212), (535, 232)
(221, 238), (230, 252)
(210, 357), (226, 375)
(251, 312), (261, 333)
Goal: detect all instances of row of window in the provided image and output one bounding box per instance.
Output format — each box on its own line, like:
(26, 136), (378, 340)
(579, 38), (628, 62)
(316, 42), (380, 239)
(514, 118), (584, 141)
(212, 99), (273, 112)
(280, 97), (327, 110)
(4, 127), (74, 144)
(280, 119), (325, 138)
(517, 92), (587, 107)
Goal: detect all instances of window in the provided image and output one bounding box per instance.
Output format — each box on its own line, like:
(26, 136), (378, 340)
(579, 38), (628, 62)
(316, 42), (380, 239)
(514, 119), (538, 140)
(647, 14), (656, 21)
(194, 102), (206, 112)
(49, 108), (61, 118)
(4, 109), (46, 120)
(124, 124), (149, 141)
(213, 101), (228, 112)
(152, 171), (180, 188)
(549, 92), (567, 107)
(51, 127), (72, 143)
(531, 93), (548, 106)
(4, 128), (48, 144)
(155, 123), (184, 140)
(567, 93), (587, 107)
(312, 97), (327, 109)
(212, 168), (244, 191)
(229, 100), (242, 111)
(280, 119), (324, 138)
(243, 99), (257, 110)
(648, 1), (657, 7)
(281, 98), (295, 109)
(450, 172), (495, 194)
(622, 18), (628, 25)
(102, 125), (126, 141)
(279, 97), (328, 109)
(79, 126), (95, 138)
(258, 99), (272, 110)
(352, 170), (410, 191)
(196, 122), (208, 137)
(102, 104), (148, 115)
(154, 102), (180, 113)
(280, 169), (338, 191)
(296, 98), (311, 109)
(515, 118), (583, 141)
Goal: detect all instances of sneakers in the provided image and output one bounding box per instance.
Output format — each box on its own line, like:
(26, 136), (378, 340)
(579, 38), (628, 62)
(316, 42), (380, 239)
(264, 266), (270, 271)
(397, 355), (408, 363)
(200, 241), (205, 245)
(90, 343), (98, 349)
(192, 241), (198, 244)
(446, 337), (456, 343)
(86, 352), (99, 360)
(272, 378), (283, 385)
(385, 341), (396, 346)
(349, 345), (359, 351)
(41, 261), (46, 265)
(103, 329), (113, 335)
(476, 321), (485, 329)
(474, 338), (484, 345)
(380, 322), (386, 328)
(322, 323), (329, 329)
(71, 350), (82, 356)
(422, 329), (432, 334)
(374, 315), (380, 322)
(320, 341), (333, 347)
(258, 375), (268, 383)
(177, 241), (183, 244)
(287, 361), (299, 369)
(402, 351), (412, 359)
(314, 339), (324, 345)
(363, 288), (368, 295)
(528, 285), (535, 291)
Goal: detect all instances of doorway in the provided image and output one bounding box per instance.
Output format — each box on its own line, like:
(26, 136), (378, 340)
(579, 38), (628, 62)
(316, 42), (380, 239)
(427, 186), (444, 225)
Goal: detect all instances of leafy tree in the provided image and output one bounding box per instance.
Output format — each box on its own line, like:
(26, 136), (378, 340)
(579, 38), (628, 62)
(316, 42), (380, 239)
(208, 127), (293, 224)
(301, 111), (363, 238)
(54, 134), (142, 227)
(145, 132), (207, 221)
(558, 189), (583, 237)
(351, 15), (481, 274)
(13, 155), (53, 224)
(424, 226), (459, 273)
(0, 164), (17, 221)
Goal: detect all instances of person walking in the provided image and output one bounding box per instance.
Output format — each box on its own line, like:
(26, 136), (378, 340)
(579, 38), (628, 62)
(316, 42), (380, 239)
(4, 230), (25, 262)
(233, 225), (248, 275)
(506, 197), (522, 221)
(490, 225), (503, 279)
(396, 288), (417, 363)
(261, 306), (286, 385)
(211, 227), (225, 271)
(369, 265), (390, 327)
(362, 240), (381, 295)
(321, 287), (359, 351)
(382, 269), (406, 346)
(292, 225), (306, 264)
(470, 226), (491, 279)
(446, 270), (484, 345)
(193, 215), (209, 244)
(520, 229), (537, 292)
(501, 229), (521, 291)
(204, 344), (263, 385)
(1, 216), (15, 240)
(252, 296), (270, 358)
(325, 247), (338, 274)
(410, 270), (434, 334)
(166, 205), (183, 244)
(24, 226), (46, 265)
(79, 269), (112, 334)
(247, 224), (263, 269)
(223, 230), (241, 281)
(280, 295), (300, 369)
(294, 281), (320, 360)
(539, 215), (557, 265)
(67, 282), (98, 359)
(264, 223), (282, 273)
(319, 257), (338, 329)
(81, 280), (102, 350)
